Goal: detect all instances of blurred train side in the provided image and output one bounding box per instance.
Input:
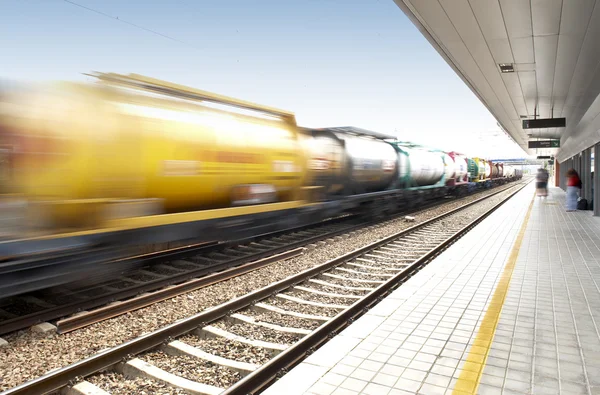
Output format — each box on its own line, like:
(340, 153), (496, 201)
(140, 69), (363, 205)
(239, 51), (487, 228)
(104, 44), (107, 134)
(0, 73), (523, 297)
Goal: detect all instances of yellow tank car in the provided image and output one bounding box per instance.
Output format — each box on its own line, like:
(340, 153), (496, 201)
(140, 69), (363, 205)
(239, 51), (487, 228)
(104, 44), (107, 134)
(0, 73), (307, 230)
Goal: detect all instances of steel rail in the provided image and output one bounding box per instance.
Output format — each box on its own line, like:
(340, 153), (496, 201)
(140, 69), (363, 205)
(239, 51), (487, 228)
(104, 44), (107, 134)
(224, 181), (531, 394)
(0, 216), (354, 335)
(43, 183), (521, 334)
(1, 180), (529, 395)
(0, 181), (480, 336)
(56, 247), (304, 333)
(53, 193), (446, 333)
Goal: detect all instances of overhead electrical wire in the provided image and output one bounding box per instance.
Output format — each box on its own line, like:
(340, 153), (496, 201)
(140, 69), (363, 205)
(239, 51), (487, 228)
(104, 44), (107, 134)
(62, 0), (197, 48)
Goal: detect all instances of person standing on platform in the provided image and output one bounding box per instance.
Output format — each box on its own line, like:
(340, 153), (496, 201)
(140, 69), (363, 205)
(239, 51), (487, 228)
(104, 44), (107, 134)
(566, 168), (582, 211)
(536, 168), (549, 197)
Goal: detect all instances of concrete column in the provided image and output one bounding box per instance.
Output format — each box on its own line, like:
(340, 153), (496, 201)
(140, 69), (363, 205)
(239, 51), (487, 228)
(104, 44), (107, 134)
(579, 150), (591, 199)
(595, 144), (600, 216)
(564, 159), (568, 190)
(584, 148), (592, 201)
(559, 159), (566, 190)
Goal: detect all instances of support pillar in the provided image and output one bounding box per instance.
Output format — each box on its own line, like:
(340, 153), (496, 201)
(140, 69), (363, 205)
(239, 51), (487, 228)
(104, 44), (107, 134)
(559, 159), (566, 190)
(581, 150), (588, 200)
(583, 148), (592, 202)
(592, 143), (600, 216)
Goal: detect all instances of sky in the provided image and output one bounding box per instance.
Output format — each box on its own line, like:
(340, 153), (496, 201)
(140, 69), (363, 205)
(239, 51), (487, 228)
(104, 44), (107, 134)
(0, 0), (527, 158)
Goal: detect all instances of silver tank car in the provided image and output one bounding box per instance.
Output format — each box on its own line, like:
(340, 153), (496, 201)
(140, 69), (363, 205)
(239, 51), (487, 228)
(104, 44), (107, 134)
(442, 152), (457, 182)
(447, 152), (468, 183)
(391, 143), (445, 187)
(301, 127), (398, 195)
(504, 165), (515, 178)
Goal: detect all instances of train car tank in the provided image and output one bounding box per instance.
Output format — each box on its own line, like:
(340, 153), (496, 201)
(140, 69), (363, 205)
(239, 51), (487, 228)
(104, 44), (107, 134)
(390, 142), (445, 188)
(496, 163), (504, 178)
(515, 168), (523, 179)
(489, 161), (499, 179)
(504, 165), (515, 178)
(467, 158), (480, 182)
(477, 158), (491, 181)
(432, 150), (456, 184)
(300, 127), (397, 197)
(446, 152), (468, 185)
(0, 73), (307, 230)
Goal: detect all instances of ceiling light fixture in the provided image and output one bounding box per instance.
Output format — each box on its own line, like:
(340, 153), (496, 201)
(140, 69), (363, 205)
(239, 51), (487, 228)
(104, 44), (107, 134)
(499, 63), (514, 73)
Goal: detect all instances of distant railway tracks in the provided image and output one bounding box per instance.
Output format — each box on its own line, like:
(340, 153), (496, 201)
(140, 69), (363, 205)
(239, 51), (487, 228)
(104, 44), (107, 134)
(2, 180), (530, 395)
(0, 182), (521, 337)
(0, 217), (358, 336)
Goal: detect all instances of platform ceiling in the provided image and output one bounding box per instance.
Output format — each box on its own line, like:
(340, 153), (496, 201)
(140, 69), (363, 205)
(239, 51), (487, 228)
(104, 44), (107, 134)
(394, 0), (600, 162)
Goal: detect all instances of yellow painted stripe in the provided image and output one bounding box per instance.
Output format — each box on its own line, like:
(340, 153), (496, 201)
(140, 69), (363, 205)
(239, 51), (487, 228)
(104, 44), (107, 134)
(452, 192), (535, 395)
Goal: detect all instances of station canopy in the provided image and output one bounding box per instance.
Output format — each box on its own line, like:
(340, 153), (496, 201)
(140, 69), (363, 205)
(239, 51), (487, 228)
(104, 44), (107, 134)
(395, 0), (600, 162)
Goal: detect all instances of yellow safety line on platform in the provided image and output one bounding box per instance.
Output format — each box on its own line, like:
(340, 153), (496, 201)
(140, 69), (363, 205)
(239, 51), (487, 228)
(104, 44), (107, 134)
(452, 193), (535, 395)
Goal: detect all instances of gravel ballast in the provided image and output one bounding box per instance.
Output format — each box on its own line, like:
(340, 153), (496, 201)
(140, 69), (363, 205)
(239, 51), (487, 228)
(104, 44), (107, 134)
(0, 184), (523, 391)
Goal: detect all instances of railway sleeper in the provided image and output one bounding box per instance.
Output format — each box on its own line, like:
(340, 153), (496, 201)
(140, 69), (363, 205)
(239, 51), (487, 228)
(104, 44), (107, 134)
(307, 279), (374, 292)
(192, 256), (221, 265)
(366, 250), (401, 258)
(336, 267), (394, 277)
(345, 262), (399, 272)
(293, 285), (362, 300)
(219, 248), (248, 257)
(355, 257), (378, 264)
(116, 357), (223, 395)
(234, 245), (265, 253)
(274, 293), (347, 310)
(162, 340), (258, 376)
(207, 252), (233, 261)
(226, 313), (311, 335)
(136, 269), (165, 279)
(321, 272), (385, 284)
(388, 241), (437, 250)
(251, 302), (330, 323)
(251, 240), (283, 248)
(169, 259), (205, 269)
(149, 264), (187, 274)
(197, 325), (287, 355)
(377, 258), (417, 265)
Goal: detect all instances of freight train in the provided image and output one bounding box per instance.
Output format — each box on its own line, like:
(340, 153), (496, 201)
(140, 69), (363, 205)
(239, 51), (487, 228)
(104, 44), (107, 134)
(0, 73), (523, 298)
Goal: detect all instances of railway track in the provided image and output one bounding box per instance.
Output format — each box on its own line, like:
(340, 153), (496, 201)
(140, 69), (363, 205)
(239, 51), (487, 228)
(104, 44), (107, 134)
(2, 180), (530, 395)
(0, 184), (515, 337)
(0, 216), (359, 336)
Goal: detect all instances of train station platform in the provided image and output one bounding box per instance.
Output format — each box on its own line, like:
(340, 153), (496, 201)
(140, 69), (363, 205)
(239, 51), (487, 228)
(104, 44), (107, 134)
(263, 183), (600, 395)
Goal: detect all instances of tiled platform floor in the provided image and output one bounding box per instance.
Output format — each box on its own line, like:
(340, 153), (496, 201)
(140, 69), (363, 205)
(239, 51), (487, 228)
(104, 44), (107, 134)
(263, 184), (600, 395)
(479, 189), (600, 395)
